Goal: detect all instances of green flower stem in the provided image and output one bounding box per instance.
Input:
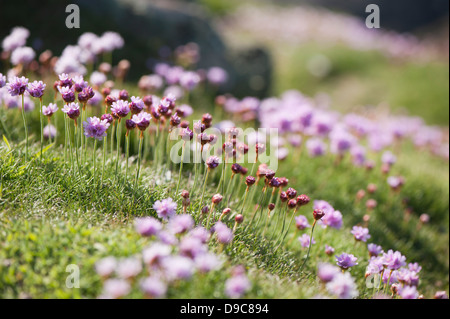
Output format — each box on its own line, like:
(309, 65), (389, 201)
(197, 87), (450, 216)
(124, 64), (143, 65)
(39, 98), (43, 161)
(101, 134), (107, 184)
(199, 168), (210, 213)
(21, 94), (28, 161)
(74, 121), (81, 175)
(125, 132), (130, 181)
(134, 132), (144, 187)
(110, 120), (116, 162)
(92, 139), (97, 185)
(216, 153), (226, 193)
(299, 220), (317, 273)
(175, 141), (186, 197)
(239, 187), (250, 216)
(276, 206), (298, 246)
(115, 118), (122, 180)
(246, 186), (267, 231)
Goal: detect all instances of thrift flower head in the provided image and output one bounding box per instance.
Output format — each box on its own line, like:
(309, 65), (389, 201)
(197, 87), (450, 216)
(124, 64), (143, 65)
(318, 263), (340, 283)
(116, 257), (142, 279)
(161, 255), (195, 281)
(368, 243), (383, 257)
(142, 243), (172, 266)
(73, 75), (88, 92)
(321, 210), (343, 229)
(408, 263), (422, 273)
(299, 233), (315, 248)
(397, 268), (419, 286)
(168, 214), (194, 234)
(130, 96), (144, 114)
(382, 250), (406, 270)
(206, 156), (220, 169)
(0, 73), (6, 88)
(153, 198), (177, 220)
(225, 275), (251, 299)
(58, 85), (75, 103)
(336, 253), (358, 269)
(62, 102), (80, 120)
(306, 138), (327, 157)
(387, 176), (405, 190)
(381, 151), (397, 166)
(214, 221), (234, 244)
(140, 276), (167, 298)
(195, 252), (223, 273)
(83, 116), (110, 140)
(90, 71), (107, 87)
(42, 103), (58, 117)
(351, 226), (371, 242)
(134, 217), (162, 237)
(101, 279), (130, 299)
(27, 80), (46, 98)
(366, 257), (384, 276)
(58, 73), (73, 87)
(131, 112), (152, 131)
(111, 100), (130, 118)
(11, 46), (35, 66)
(2, 27), (29, 52)
(95, 257), (117, 278)
(43, 124), (57, 139)
(179, 236), (207, 258)
(158, 230), (179, 246)
(325, 245), (335, 256)
(326, 272), (359, 299)
(295, 215), (310, 230)
(207, 67), (228, 85)
(180, 71), (201, 91)
(78, 86), (95, 103)
(434, 291), (449, 299)
(7, 76), (28, 96)
(398, 285), (419, 299)
(188, 227), (210, 244)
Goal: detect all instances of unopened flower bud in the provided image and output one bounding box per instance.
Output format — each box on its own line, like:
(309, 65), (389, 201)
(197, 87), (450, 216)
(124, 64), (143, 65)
(296, 194), (310, 206)
(313, 209), (325, 220)
(287, 199), (297, 209)
(286, 188), (297, 199)
(212, 194), (223, 204)
(181, 190), (190, 199)
(231, 164), (242, 174)
(245, 176), (256, 187)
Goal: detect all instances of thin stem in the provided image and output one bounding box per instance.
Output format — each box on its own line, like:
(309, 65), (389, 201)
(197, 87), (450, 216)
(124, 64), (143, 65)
(175, 141), (186, 197)
(276, 207), (298, 246)
(299, 220), (317, 273)
(93, 139), (97, 185)
(39, 98), (43, 161)
(135, 132), (144, 187)
(216, 153), (226, 193)
(110, 120), (116, 161)
(74, 121), (81, 176)
(239, 188), (250, 216)
(199, 168), (210, 212)
(125, 133), (130, 181)
(101, 134), (107, 184)
(115, 118), (122, 180)
(21, 94), (28, 161)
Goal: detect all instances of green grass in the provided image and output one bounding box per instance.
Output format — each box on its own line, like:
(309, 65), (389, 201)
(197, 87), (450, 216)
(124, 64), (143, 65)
(272, 44), (449, 125)
(0, 118), (448, 298)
